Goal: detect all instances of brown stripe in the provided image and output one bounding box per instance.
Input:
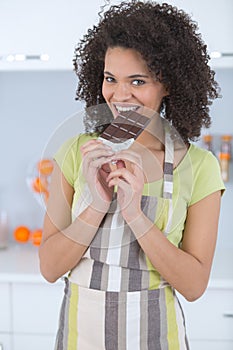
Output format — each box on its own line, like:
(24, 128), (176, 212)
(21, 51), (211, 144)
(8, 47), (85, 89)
(100, 263), (110, 291)
(128, 268), (142, 292)
(127, 232), (140, 269)
(90, 197), (117, 261)
(54, 277), (70, 350)
(164, 162), (173, 175)
(148, 289), (161, 350)
(105, 292), (119, 349)
(142, 196), (158, 222)
(89, 261), (103, 290)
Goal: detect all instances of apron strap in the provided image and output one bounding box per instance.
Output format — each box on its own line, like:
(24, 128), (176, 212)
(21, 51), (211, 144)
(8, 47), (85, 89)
(163, 129), (174, 199)
(163, 129), (174, 235)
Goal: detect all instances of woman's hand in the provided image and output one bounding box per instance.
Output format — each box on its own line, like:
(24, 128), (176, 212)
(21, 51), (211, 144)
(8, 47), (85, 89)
(106, 150), (144, 222)
(81, 139), (115, 213)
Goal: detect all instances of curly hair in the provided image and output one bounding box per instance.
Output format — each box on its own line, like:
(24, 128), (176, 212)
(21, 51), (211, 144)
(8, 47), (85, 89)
(73, 0), (220, 142)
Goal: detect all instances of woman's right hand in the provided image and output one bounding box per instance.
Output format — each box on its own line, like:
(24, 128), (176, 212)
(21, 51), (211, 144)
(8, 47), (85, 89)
(80, 139), (115, 213)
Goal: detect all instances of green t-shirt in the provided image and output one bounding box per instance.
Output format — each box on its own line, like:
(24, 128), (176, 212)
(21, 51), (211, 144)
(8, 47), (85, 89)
(54, 133), (225, 248)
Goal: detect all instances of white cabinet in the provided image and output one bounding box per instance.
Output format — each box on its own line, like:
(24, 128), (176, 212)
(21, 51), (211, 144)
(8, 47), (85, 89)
(12, 282), (63, 335)
(178, 286), (233, 349)
(0, 278), (63, 350)
(11, 281), (63, 350)
(0, 284), (11, 332)
(1, 0), (233, 70)
(160, 0), (233, 68)
(190, 340), (233, 350)
(0, 284), (12, 349)
(12, 335), (56, 350)
(0, 0), (104, 71)
(0, 334), (12, 350)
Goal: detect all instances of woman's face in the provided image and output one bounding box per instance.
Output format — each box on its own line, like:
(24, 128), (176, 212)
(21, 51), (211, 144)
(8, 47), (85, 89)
(102, 47), (168, 117)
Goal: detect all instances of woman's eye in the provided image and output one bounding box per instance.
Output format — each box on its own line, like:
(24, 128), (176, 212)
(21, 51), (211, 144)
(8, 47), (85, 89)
(132, 79), (145, 86)
(105, 76), (115, 83)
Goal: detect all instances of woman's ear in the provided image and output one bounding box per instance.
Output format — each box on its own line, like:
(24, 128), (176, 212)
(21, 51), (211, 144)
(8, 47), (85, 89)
(163, 84), (170, 97)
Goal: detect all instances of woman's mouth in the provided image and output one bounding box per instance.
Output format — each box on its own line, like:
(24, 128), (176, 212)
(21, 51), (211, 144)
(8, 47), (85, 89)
(112, 103), (141, 116)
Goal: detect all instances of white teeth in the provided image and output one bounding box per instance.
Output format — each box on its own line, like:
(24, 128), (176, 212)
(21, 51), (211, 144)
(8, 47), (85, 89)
(115, 106), (138, 112)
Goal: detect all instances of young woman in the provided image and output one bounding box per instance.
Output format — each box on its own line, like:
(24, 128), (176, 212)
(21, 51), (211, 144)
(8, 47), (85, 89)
(39, 2), (225, 349)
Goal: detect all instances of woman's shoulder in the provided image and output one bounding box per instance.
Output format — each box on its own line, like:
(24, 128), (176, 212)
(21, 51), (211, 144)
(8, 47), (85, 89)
(189, 143), (213, 158)
(53, 133), (98, 186)
(187, 143), (225, 205)
(188, 143), (219, 170)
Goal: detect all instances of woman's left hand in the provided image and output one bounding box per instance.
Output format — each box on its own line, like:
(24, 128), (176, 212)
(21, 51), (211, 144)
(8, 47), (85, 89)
(106, 150), (144, 223)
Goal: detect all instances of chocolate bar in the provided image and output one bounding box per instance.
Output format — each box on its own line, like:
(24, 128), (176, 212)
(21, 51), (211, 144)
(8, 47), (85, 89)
(99, 110), (151, 143)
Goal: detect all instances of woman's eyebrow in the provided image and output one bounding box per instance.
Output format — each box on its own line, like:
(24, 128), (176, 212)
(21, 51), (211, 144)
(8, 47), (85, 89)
(104, 71), (115, 76)
(104, 71), (149, 78)
(128, 74), (149, 78)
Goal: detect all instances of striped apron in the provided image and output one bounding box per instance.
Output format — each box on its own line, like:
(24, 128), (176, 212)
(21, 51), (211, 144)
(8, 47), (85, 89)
(55, 130), (189, 350)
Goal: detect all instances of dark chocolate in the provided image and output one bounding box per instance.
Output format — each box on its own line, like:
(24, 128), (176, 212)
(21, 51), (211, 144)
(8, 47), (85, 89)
(100, 110), (150, 143)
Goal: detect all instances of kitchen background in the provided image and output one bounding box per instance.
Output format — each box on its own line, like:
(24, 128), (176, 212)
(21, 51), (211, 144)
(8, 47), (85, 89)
(0, 1), (233, 349)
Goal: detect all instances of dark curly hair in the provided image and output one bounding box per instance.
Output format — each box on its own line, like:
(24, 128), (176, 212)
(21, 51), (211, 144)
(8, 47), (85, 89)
(73, 0), (220, 142)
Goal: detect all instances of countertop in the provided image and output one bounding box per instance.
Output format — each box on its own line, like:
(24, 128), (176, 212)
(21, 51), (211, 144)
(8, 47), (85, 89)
(0, 244), (48, 283)
(0, 243), (233, 288)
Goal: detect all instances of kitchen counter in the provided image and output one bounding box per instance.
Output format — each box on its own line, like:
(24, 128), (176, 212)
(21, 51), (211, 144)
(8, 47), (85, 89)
(0, 243), (232, 287)
(208, 248), (233, 288)
(0, 244), (50, 283)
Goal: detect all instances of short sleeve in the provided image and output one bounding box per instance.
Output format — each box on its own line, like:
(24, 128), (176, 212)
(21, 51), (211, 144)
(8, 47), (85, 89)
(53, 135), (81, 186)
(189, 151), (225, 206)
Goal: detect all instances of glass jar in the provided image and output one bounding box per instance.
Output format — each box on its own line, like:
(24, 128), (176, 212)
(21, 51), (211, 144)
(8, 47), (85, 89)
(203, 134), (213, 153)
(0, 210), (8, 249)
(220, 135), (232, 159)
(219, 152), (230, 182)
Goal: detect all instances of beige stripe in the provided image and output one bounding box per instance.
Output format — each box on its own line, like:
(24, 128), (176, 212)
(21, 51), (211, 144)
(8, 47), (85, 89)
(120, 268), (130, 291)
(138, 248), (149, 271)
(159, 288), (169, 350)
(77, 286), (105, 349)
(141, 270), (150, 290)
(140, 290), (148, 350)
(143, 196), (158, 223)
(118, 292), (127, 349)
(120, 221), (132, 267)
(174, 294), (188, 349)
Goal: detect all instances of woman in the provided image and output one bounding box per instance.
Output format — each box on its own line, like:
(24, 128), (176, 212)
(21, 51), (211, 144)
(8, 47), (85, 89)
(39, 1), (225, 349)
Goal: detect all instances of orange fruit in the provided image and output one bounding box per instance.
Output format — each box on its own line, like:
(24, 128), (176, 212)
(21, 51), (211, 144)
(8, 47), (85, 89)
(37, 159), (54, 176)
(14, 226), (30, 242)
(32, 177), (48, 193)
(31, 229), (42, 246)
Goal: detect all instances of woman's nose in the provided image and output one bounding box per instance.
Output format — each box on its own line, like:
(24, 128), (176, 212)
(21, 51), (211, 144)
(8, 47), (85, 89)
(113, 83), (132, 101)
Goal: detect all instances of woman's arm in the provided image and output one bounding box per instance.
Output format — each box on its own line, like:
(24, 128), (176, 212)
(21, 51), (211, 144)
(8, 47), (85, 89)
(39, 162), (107, 283)
(128, 190), (221, 301)
(39, 139), (116, 283)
